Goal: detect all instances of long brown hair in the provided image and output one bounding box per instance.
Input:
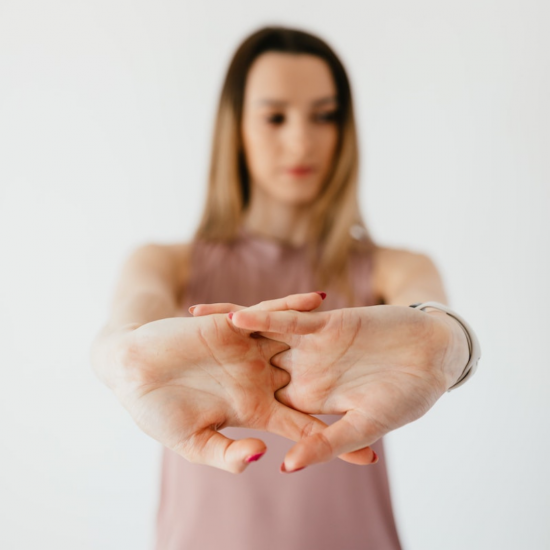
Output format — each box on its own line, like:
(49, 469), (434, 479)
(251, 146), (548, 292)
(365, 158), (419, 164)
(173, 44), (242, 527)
(195, 26), (375, 293)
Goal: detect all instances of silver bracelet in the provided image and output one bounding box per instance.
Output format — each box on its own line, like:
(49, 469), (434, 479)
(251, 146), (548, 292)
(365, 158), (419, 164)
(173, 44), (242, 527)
(409, 302), (481, 392)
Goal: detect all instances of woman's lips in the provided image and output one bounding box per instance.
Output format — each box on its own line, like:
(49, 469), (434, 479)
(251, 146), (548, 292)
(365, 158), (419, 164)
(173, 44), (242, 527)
(286, 166), (314, 176)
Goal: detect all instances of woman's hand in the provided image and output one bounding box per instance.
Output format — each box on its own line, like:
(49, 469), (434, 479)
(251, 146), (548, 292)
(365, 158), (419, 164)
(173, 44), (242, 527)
(92, 292), (373, 473)
(222, 301), (469, 472)
(97, 311), (339, 474)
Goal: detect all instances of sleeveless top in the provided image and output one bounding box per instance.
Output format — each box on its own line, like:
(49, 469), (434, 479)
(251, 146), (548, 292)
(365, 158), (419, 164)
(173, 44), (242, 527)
(154, 229), (403, 550)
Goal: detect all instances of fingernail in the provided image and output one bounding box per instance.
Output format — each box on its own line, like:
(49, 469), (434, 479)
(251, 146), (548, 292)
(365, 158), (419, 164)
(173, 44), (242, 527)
(245, 451), (266, 463)
(371, 451), (379, 464)
(315, 292), (327, 300)
(280, 463), (306, 473)
(228, 312), (234, 320)
(188, 306), (197, 314)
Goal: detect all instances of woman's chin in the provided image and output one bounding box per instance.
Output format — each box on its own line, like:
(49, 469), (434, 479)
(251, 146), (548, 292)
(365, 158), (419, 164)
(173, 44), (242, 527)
(272, 185), (323, 207)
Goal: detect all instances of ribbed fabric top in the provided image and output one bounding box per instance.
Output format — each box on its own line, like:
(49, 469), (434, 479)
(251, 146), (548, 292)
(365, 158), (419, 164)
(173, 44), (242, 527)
(154, 229), (402, 550)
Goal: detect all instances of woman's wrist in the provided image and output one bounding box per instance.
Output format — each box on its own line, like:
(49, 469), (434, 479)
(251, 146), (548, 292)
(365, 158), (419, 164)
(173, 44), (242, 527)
(411, 301), (480, 392)
(90, 324), (141, 394)
(424, 309), (470, 392)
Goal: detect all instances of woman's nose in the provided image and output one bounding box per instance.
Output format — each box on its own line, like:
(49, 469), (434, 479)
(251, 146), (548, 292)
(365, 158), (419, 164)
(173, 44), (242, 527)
(284, 117), (314, 157)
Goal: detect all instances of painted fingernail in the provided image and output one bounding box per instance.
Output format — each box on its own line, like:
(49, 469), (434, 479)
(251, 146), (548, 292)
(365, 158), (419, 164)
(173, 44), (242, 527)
(280, 463), (306, 473)
(228, 312), (234, 320)
(371, 451), (379, 464)
(316, 292), (327, 300)
(188, 306), (197, 314)
(245, 451), (266, 463)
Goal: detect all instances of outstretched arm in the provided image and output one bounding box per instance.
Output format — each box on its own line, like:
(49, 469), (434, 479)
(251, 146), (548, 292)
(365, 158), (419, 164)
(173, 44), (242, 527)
(223, 249), (471, 471)
(90, 245), (374, 472)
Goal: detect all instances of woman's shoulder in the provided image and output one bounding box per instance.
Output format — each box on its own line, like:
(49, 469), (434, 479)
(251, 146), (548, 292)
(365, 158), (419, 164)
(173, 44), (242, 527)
(162, 242), (193, 293)
(372, 244), (435, 269)
(127, 241), (193, 295)
(371, 245), (438, 302)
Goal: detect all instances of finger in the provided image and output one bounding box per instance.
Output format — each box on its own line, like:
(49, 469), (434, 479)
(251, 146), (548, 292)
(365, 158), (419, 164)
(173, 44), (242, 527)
(266, 403), (376, 466)
(190, 303), (245, 317)
(175, 427), (268, 474)
(269, 348), (296, 371)
(271, 388), (376, 466)
(246, 292), (326, 313)
(266, 401), (329, 442)
(281, 409), (383, 471)
(255, 336), (290, 365)
(269, 364), (291, 391)
(337, 447), (378, 465)
(190, 292), (325, 318)
(273, 386), (378, 466)
(231, 309), (327, 336)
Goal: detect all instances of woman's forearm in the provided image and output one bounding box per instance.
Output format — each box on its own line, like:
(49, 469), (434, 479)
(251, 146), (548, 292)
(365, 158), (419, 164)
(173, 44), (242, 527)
(104, 290), (178, 331)
(91, 292), (178, 389)
(91, 244), (185, 391)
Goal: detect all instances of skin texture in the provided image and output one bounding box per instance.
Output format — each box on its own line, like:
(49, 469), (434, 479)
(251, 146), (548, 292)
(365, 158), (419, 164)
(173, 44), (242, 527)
(192, 296), (469, 472)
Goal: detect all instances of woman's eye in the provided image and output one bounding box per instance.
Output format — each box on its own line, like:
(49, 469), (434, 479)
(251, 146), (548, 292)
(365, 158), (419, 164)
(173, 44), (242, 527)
(315, 110), (339, 123)
(266, 114), (285, 125)
(265, 110), (339, 125)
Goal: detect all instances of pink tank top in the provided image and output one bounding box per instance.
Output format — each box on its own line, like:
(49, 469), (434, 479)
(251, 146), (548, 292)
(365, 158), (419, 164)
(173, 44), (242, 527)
(154, 229), (402, 550)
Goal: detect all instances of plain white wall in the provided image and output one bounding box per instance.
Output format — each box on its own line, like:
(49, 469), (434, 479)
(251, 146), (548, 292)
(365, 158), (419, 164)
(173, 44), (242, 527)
(1, 1), (549, 548)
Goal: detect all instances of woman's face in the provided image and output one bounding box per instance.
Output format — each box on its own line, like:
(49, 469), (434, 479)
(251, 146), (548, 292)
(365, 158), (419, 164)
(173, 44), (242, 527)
(241, 52), (340, 206)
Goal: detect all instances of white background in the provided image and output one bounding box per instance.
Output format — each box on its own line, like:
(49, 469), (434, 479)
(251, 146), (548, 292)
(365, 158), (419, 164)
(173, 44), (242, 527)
(1, 1), (549, 549)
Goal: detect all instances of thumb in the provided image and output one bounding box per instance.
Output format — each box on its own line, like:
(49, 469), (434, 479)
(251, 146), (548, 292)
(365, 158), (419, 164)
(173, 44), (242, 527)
(175, 428), (269, 474)
(280, 409), (383, 471)
(266, 404), (378, 467)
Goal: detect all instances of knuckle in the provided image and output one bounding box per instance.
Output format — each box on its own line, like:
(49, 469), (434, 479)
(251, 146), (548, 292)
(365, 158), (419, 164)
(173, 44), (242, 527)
(307, 431), (334, 461)
(172, 436), (197, 462)
(355, 410), (389, 439)
(173, 432), (207, 465)
(299, 418), (320, 440)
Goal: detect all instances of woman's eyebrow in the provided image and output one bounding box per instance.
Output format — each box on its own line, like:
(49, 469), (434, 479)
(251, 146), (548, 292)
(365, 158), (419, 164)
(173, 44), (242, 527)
(254, 95), (338, 107)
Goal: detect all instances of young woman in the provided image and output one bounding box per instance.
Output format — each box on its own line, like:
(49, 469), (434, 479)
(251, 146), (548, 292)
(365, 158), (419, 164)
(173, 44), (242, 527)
(91, 26), (475, 550)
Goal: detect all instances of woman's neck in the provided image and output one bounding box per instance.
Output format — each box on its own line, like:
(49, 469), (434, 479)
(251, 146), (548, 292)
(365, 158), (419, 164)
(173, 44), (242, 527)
(243, 189), (313, 247)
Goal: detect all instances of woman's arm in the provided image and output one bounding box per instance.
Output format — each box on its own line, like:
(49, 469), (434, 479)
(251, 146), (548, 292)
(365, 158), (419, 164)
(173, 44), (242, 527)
(188, 248), (473, 471)
(91, 243), (189, 390)
(90, 249), (365, 472)
(371, 246), (447, 306)
(224, 296), (472, 471)
(371, 246), (468, 389)
(104, 242), (189, 329)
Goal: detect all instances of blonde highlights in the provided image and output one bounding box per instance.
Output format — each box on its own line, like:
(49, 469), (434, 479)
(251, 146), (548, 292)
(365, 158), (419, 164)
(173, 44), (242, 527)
(195, 26), (375, 294)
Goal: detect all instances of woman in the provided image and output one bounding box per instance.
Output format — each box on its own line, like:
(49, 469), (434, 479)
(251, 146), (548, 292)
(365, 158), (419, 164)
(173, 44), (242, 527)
(91, 26), (476, 549)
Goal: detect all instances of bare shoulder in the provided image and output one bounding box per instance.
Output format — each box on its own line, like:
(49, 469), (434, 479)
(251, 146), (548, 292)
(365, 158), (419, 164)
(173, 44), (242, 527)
(166, 242), (193, 291)
(371, 245), (443, 304)
(372, 245), (437, 275)
(125, 241), (193, 293)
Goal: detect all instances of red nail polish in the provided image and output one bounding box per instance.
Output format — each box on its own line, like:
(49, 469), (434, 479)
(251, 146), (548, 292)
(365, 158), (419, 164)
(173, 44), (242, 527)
(280, 463), (306, 473)
(371, 451), (379, 464)
(245, 451), (265, 463)
(228, 312), (234, 320)
(315, 291), (327, 300)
